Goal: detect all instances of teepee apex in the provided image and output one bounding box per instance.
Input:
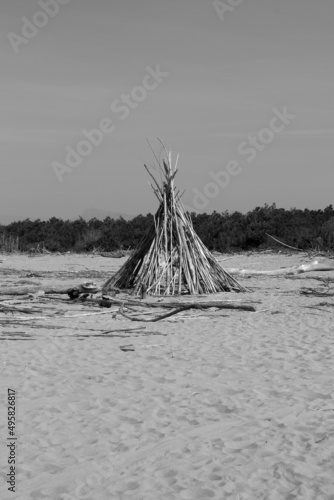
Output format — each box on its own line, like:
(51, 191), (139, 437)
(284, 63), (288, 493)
(102, 145), (247, 296)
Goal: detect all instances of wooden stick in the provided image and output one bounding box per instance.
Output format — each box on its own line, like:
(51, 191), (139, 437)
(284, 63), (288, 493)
(265, 233), (303, 251)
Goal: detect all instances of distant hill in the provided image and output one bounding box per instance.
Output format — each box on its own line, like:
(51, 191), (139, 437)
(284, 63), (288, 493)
(81, 208), (134, 221)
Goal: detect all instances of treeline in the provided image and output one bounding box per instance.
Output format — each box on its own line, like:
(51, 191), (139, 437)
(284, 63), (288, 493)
(1, 204), (334, 253)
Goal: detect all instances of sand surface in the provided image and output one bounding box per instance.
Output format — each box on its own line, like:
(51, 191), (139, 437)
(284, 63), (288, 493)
(0, 252), (334, 499)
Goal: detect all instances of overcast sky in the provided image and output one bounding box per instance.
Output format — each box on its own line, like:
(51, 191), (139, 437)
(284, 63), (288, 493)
(1, 0), (333, 222)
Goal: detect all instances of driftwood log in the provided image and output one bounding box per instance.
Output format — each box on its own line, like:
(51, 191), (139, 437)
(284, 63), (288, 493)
(0, 304), (42, 314)
(0, 287), (71, 296)
(119, 302), (255, 322)
(0, 285), (126, 297)
(227, 260), (334, 277)
(108, 298), (256, 312)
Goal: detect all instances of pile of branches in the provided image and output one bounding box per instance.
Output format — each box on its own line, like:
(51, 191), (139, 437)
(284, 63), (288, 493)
(103, 145), (246, 296)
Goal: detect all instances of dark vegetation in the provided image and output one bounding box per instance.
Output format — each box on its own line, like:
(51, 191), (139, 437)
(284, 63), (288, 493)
(1, 203), (334, 253)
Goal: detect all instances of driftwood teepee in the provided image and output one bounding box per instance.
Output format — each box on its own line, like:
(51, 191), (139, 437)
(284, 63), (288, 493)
(102, 148), (246, 296)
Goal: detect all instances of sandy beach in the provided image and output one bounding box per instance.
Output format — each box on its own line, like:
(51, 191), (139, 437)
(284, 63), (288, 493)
(0, 252), (334, 499)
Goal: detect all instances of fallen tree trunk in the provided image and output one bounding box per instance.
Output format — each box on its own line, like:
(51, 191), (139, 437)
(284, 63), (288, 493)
(227, 260), (334, 277)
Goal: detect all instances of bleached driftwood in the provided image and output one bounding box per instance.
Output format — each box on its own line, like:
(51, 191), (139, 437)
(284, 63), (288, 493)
(0, 303), (42, 314)
(119, 301), (255, 322)
(106, 297), (256, 311)
(227, 260), (334, 277)
(0, 286), (71, 296)
(0, 283), (106, 296)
